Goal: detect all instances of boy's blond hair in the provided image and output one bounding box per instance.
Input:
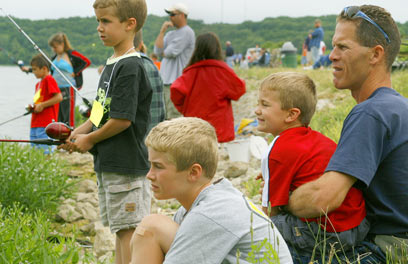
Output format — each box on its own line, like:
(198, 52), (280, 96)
(145, 117), (218, 179)
(93, 0), (147, 32)
(261, 72), (317, 125)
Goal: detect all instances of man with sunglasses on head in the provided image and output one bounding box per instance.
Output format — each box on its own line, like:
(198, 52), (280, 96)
(154, 3), (195, 120)
(286, 5), (408, 263)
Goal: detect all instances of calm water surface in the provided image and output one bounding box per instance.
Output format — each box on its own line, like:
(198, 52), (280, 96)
(0, 65), (100, 139)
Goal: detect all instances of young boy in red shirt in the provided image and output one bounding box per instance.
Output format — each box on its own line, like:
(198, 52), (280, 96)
(29, 54), (62, 154)
(255, 72), (369, 259)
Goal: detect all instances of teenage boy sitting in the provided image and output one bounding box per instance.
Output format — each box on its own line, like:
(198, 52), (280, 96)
(130, 117), (293, 264)
(255, 72), (369, 259)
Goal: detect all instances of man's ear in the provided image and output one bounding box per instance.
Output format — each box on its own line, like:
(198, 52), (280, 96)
(369, 44), (385, 66)
(126, 18), (137, 31)
(285, 108), (301, 123)
(188, 163), (203, 182)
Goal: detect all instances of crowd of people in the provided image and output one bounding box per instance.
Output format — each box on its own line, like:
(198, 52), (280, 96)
(13, 1), (408, 263)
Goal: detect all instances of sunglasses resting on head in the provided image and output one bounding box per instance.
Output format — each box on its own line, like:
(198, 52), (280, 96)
(343, 6), (391, 44)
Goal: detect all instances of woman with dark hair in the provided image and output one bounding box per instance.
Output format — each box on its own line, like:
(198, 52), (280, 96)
(170, 32), (246, 143)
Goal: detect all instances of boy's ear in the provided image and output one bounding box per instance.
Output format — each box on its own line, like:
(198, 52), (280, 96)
(126, 18), (137, 31)
(285, 107), (301, 123)
(187, 163), (203, 182)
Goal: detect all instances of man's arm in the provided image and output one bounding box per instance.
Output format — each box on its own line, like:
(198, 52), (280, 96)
(154, 21), (173, 55)
(287, 171), (357, 218)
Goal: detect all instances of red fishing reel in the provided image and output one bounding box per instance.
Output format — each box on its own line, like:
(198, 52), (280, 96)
(45, 122), (72, 140)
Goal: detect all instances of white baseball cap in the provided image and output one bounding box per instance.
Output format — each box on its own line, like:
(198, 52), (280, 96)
(165, 3), (189, 15)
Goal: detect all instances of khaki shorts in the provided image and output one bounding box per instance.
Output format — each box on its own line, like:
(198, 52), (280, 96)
(163, 84), (182, 120)
(96, 172), (151, 234)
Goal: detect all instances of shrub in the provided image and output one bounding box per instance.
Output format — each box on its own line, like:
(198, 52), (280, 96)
(0, 203), (95, 263)
(0, 143), (74, 215)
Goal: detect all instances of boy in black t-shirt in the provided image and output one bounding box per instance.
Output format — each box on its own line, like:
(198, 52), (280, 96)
(59, 0), (152, 262)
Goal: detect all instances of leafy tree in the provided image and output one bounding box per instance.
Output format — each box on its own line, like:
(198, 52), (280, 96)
(1, 15), (407, 66)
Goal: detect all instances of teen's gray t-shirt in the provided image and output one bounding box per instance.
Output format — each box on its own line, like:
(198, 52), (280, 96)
(163, 178), (293, 264)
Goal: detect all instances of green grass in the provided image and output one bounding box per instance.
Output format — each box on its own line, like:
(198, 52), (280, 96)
(0, 143), (75, 215)
(0, 203), (96, 263)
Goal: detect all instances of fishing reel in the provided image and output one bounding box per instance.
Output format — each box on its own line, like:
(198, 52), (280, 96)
(79, 104), (91, 118)
(45, 121), (72, 140)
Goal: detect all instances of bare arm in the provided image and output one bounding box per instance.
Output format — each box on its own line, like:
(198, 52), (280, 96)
(72, 118), (131, 153)
(154, 21), (173, 52)
(287, 171), (357, 218)
(33, 93), (63, 113)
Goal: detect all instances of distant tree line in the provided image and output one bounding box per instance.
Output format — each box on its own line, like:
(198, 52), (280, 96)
(1, 15), (407, 66)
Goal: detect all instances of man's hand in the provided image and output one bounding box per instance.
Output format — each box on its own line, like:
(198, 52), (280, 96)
(160, 21), (173, 33)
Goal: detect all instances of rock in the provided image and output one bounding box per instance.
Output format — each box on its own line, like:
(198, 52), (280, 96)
(76, 192), (99, 208)
(57, 203), (83, 222)
(78, 179), (98, 193)
(230, 177), (242, 188)
(93, 221), (116, 258)
(316, 99), (335, 111)
(80, 222), (96, 236)
(224, 161), (248, 178)
(98, 251), (114, 263)
(218, 147), (230, 161)
(76, 202), (99, 221)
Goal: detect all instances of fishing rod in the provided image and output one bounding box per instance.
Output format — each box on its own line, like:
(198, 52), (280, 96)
(0, 8), (91, 108)
(0, 138), (64, 146)
(0, 122), (72, 145)
(0, 47), (26, 72)
(0, 110), (32, 127)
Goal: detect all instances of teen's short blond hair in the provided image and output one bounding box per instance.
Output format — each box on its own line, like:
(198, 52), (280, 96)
(145, 117), (218, 179)
(261, 72), (317, 125)
(93, 0), (147, 32)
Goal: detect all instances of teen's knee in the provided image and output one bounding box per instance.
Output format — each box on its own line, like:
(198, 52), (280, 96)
(131, 214), (178, 252)
(134, 214), (173, 236)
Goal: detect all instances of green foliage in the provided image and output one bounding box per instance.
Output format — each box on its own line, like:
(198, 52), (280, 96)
(243, 177), (262, 199)
(247, 238), (280, 263)
(2, 15), (408, 67)
(0, 143), (74, 215)
(0, 203), (96, 263)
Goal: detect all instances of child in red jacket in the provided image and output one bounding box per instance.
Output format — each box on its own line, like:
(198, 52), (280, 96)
(170, 32), (245, 143)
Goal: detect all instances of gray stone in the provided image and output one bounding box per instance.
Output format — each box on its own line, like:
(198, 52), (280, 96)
(76, 202), (99, 221)
(93, 221), (115, 258)
(78, 179), (98, 193)
(224, 161), (248, 178)
(57, 203), (83, 222)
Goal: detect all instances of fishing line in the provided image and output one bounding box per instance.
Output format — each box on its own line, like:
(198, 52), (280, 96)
(0, 46), (25, 70)
(0, 8), (92, 108)
(0, 111), (31, 127)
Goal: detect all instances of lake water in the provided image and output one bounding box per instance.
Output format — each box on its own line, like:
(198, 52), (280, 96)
(0, 65), (100, 139)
